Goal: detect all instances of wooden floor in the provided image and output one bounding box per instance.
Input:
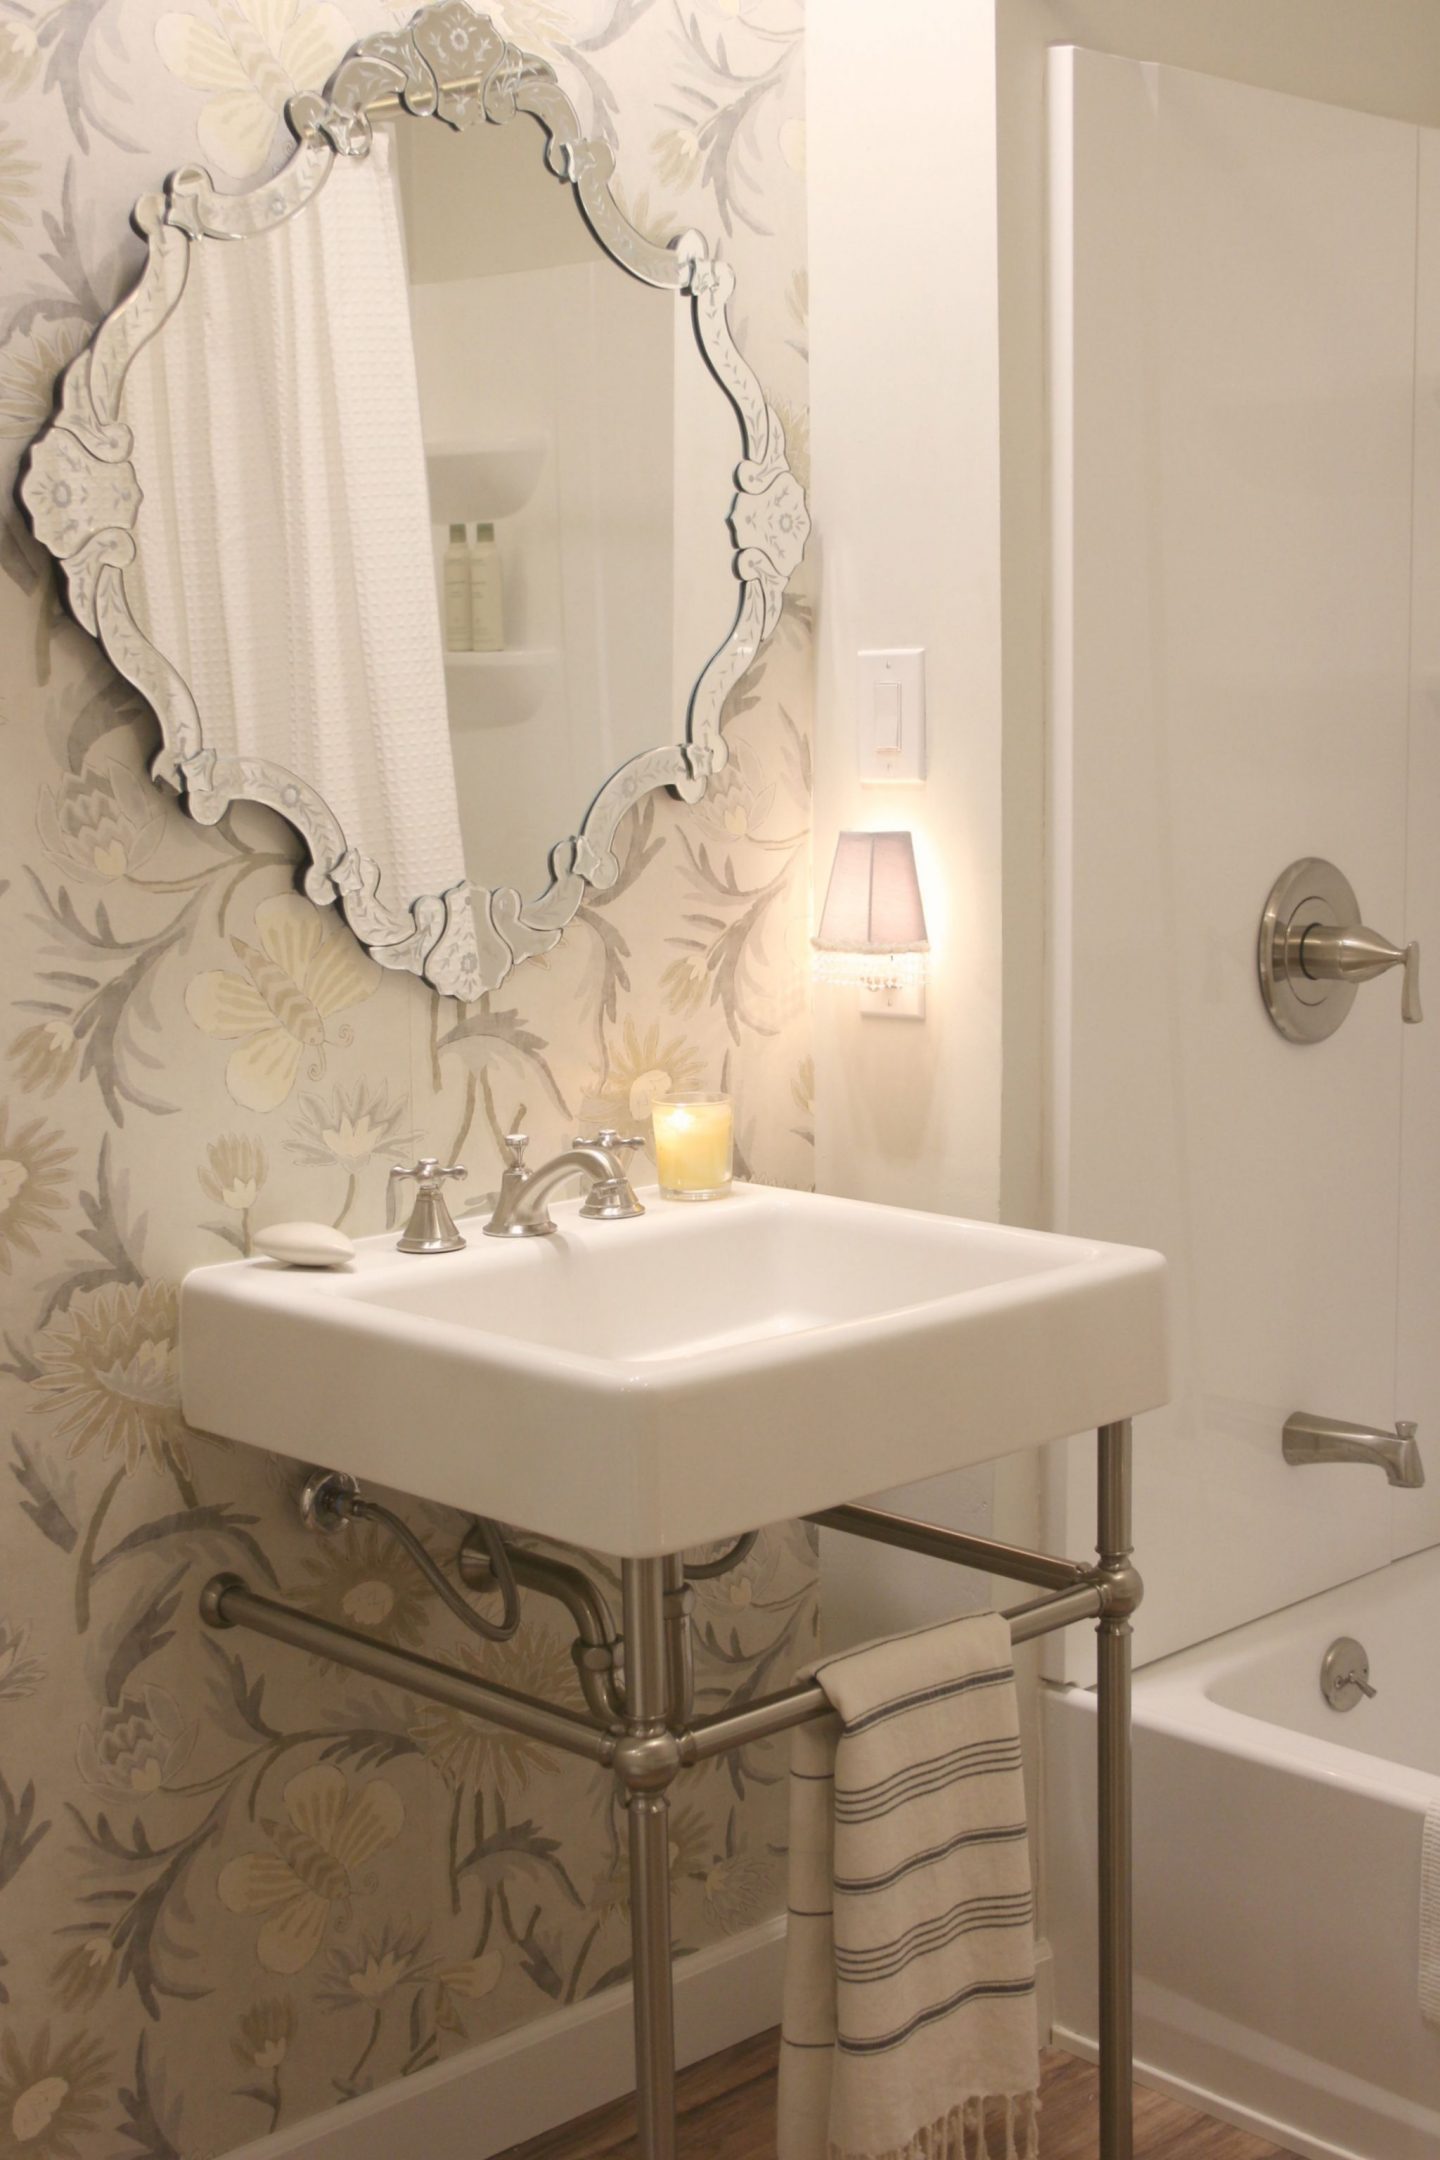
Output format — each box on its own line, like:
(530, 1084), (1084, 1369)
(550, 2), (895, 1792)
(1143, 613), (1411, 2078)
(503, 2031), (1300, 2159)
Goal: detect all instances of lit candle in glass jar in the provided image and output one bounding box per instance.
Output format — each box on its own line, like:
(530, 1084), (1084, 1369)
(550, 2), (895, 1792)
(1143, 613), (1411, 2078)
(651, 1092), (734, 1201)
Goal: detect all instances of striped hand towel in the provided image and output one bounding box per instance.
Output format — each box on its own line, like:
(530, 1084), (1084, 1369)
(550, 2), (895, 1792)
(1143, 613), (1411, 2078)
(778, 1613), (1039, 2160)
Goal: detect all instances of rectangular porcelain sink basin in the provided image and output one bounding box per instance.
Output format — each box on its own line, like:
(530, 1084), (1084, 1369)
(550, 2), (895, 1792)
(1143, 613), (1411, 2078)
(180, 1182), (1168, 1556)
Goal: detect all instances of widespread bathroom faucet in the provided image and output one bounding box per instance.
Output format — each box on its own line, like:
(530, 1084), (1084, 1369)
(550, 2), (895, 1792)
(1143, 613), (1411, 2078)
(1283, 1411), (1425, 1489)
(484, 1129), (645, 1238)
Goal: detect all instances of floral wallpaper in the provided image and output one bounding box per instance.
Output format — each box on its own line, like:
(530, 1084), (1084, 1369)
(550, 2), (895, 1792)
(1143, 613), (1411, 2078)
(0, 1), (813, 2153)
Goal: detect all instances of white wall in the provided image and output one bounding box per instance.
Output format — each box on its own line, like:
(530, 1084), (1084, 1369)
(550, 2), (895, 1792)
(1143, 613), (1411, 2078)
(807, 0), (1015, 1651)
(809, 0), (1004, 1229)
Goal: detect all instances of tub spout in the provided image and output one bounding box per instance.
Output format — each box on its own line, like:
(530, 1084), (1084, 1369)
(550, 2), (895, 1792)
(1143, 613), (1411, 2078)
(1283, 1412), (1424, 1489)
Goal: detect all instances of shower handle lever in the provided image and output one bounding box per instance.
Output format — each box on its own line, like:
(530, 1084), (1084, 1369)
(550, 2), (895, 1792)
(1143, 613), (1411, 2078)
(1292, 923), (1422, 1024)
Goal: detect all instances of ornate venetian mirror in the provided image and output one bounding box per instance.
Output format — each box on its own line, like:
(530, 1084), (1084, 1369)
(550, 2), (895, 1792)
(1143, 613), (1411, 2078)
(20, 0), (808, 998)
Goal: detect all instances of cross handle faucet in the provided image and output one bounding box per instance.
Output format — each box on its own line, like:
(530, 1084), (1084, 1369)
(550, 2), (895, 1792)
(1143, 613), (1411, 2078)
(389, 1158), (467, 1255)
(485, 1130), (645, 1239)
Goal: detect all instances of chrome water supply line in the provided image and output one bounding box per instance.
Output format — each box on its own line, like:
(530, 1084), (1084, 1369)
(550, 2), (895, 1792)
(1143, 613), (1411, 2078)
(299, 1468), (522, 1641)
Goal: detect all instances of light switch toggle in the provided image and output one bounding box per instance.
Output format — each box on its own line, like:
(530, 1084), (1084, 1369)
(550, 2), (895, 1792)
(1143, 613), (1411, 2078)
(873, 680), (903, 753)
(858, 649), (925, 781)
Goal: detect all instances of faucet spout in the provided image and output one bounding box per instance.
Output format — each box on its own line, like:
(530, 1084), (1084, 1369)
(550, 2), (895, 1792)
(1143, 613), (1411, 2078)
(1387, 1423), (1425, 1489)
(484, 1133), (644, 1239)
(1283, 1412), (1425, 1490)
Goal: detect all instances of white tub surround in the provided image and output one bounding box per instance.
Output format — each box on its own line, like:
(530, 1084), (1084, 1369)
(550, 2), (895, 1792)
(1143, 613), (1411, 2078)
(1045, 49), (1440, 1683)
(1046, 1550), (1440, 2160)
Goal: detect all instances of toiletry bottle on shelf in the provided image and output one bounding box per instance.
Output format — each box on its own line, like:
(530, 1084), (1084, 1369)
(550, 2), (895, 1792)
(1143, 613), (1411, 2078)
(443, 524), (472, 652)
(468, 521), (505, 653)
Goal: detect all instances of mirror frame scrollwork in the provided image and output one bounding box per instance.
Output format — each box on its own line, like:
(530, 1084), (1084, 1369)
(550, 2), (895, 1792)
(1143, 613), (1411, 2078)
(19, 0), (809, 998)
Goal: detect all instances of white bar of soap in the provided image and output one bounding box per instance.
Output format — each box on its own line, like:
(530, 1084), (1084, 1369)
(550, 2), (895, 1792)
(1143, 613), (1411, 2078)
(253, 1221), (357, 1269)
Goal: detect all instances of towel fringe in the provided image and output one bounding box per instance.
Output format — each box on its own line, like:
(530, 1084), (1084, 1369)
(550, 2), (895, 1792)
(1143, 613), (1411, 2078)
(827, 2088), (1040, 2160)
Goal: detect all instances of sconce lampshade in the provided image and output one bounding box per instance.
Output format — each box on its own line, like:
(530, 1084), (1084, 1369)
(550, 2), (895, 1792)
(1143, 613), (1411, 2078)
(812, 831), (930, 996)
(813, 830), (929, 959)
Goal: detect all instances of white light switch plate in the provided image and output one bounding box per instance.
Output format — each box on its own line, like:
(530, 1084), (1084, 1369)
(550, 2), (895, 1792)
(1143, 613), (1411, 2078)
(858, 649), (926, 781)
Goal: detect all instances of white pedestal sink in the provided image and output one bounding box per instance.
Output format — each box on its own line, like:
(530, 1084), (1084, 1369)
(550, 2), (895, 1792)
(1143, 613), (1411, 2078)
(180, 1180), (1167, 1555)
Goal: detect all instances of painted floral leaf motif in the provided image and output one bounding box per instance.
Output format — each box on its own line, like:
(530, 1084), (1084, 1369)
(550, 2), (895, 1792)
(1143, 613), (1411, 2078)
(31, 1279), (191, 1479)
(37, 757), (166, 882)
(0, 20), (43, 100)
(0, 319), (92, 446)
(702, 1841), (774, 1931)
(6, 1018), (80, 1098)
(0, 2026), (113, 2159)
(317, 1917), (429, 2008)
(77, 1684), (195, 1795)
(0, 1102), (74, 1275)
(286, 1080), (410, 1169)
(50, 1935), (119, 2013)
(218, 1763), (404, 1974)
(0, 123), (37, 246)
(698, 747), (775, 841)
(436, 1946), (503, 2002)
(199, 1132), (268, 1211)
(596, 1018), (704, 1122)
(409, 1630), (575, 1797)
(294, 1521), (436, 1651)
(155, 0), (352, 178)
(0, 1617), (46, 1702)
(232, 1995), (294, 2070)
(185, 892), (380, 1112)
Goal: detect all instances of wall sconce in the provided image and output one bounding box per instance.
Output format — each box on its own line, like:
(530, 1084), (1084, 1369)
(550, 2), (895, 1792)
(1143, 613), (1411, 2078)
(812, 830), (929, 1018)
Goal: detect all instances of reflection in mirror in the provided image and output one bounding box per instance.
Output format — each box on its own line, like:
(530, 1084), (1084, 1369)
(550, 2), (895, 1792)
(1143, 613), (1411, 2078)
(20, 3), (809, 998)
(397, 113), (741, 901)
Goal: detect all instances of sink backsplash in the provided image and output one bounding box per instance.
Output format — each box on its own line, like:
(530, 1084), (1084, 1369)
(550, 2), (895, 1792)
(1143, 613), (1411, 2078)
(0, 3), (813, 2149)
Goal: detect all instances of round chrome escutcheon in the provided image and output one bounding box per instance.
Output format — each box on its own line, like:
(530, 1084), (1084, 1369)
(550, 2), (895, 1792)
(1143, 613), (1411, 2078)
(1258, 857), (1360, 1044)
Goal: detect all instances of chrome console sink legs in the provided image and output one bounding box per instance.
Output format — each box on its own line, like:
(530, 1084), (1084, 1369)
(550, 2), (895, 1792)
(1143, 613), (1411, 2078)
(199, 1425), (1141, 2160)
(621, 1560), (681, 2160)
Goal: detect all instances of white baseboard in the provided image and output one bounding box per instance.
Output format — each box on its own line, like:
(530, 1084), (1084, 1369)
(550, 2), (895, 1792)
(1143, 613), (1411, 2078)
(231, 1915), (787, 2160)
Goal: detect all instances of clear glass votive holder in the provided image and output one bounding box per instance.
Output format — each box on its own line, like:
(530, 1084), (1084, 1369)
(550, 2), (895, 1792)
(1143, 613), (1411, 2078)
(650, 1092), (734, 1201)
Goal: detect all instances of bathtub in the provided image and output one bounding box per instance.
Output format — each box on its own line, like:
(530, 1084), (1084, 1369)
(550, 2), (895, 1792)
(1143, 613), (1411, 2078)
(1043, 1549), (1440, 2160)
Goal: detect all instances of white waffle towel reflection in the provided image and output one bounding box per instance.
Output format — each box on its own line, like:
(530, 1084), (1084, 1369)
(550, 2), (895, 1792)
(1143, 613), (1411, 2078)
(128, 137), (468, 917)
(1421, 1805), (1440, 2025)
(778, 1613), (1039, 2160)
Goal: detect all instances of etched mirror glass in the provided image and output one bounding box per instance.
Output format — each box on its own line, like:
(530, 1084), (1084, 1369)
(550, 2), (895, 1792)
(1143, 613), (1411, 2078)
(20, 2), (809, 997)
